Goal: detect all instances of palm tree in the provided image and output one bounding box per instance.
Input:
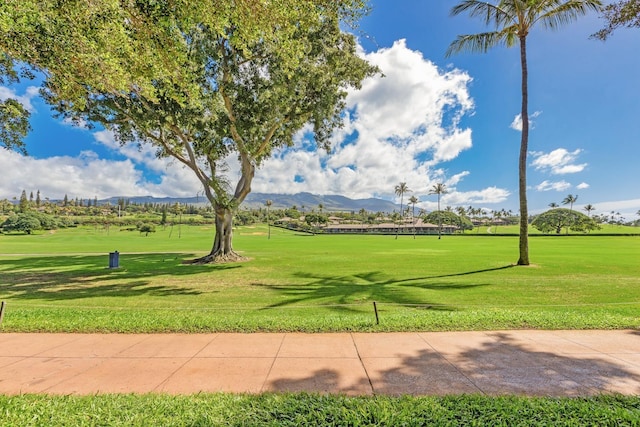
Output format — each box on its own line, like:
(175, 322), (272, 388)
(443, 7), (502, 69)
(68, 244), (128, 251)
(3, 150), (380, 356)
(394, 182), (411, 239)
(428, 183), (447, 239)
(409, 195), (419, 238)
(447, 0), (602, 265)
(456, 206), (467, 232)
(562, 194), (578, 234)
(265, 200), (272, 240)
(583, 204), (595, 217)
(492, 209), (503, 233)
(549, 202), (559, 209)
(562, 194), (578, 212)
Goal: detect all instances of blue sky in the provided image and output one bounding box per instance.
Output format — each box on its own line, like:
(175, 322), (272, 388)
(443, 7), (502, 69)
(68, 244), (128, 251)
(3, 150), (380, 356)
(1, 0), (639, 219)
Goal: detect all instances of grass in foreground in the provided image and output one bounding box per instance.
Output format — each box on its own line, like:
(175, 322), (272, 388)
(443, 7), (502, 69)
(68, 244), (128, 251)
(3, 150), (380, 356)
(0, 225), (639, 332)
(1, 393), (639, 426)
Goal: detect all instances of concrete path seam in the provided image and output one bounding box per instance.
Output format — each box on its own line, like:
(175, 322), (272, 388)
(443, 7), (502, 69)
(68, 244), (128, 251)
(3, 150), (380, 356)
(260, 333), (286, 393)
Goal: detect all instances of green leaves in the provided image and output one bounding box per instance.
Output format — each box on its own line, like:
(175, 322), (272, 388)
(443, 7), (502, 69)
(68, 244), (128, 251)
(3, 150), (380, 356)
(0, 98), (30, 154)
(532, 207), (600, 234)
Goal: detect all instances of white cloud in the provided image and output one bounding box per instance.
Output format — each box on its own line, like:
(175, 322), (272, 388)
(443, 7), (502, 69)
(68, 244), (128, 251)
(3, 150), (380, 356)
(588, 199), (640, 218)
(442, 186), (511, 206)
(255, 39), (506, 202)
(510, 111), (542, 131)
(535, 180), (572, 192)
(0, 149), (145, 199)
(530, 148), (587, 175)
(446, 171), (470, 186)
(0, 141), (202, 200)
(0, 40), (511, 205)
(0, 85), (40, 112)
(576, 182), (590, 189)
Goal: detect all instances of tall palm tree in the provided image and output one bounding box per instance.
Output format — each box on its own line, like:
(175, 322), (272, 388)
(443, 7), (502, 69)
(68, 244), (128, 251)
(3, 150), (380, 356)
(583, 204), (595, 217)
(447, 0), (602, 265)
(492, 209), (503, 233)
(394, 182), (411, 239)
(429, 183), (447, 239)
(456, 206), (467, 232)
(562, 194), (578, 234)
(265, 200), (272, 240)
(409, 195), (419, 238)
(562, 194), (578, 212)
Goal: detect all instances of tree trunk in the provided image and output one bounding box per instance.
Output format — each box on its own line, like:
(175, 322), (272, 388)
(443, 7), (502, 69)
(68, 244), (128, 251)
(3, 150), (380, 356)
(187, 204), (247, 264)
(517, 36), (530, 266)
(186, 153), (255, 264)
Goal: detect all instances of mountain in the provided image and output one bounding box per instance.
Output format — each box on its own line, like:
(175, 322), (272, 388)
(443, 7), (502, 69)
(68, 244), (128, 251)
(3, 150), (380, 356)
(243, 192), (399, 212)
(100, 192), (400, 213)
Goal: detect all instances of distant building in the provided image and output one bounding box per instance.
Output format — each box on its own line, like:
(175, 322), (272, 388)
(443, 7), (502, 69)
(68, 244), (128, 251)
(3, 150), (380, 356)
(323, 219), (457, 235)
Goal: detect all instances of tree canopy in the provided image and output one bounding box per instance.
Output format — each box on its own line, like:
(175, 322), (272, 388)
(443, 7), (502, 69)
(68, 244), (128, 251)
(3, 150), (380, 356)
(423, 211), (472, 232)
(532, 208), (599, 234)
(1, 0), (377, 262)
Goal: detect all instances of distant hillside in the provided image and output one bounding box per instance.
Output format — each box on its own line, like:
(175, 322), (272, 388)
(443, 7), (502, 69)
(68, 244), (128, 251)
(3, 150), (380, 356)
(100, 192), (400, 213)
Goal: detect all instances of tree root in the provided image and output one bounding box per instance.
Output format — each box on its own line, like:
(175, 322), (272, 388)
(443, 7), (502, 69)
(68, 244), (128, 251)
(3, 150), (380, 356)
(183, 251), (249, 265)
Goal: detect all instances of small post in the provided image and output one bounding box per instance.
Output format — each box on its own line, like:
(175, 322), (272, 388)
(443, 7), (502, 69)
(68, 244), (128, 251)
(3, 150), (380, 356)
(0, 301), (5, 325)
(373, 301), (379, 325)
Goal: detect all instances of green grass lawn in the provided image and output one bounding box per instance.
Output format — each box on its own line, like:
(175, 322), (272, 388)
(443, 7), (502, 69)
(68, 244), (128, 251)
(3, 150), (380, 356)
(1, 225), (638, 332)
(1, 393), (639, 426)
(2, 225), (639, 424)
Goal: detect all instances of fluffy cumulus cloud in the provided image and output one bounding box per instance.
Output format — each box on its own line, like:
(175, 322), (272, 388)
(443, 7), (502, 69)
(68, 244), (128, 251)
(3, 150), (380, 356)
(535, 180), (572, 192)
(510, 111), (542, 131)
(0, 130), (202, 199)
(576, 182), (590, 190)
(530, 148), (587, 175)
(255, 39), (504, 205)
(0, 148), (145, 199)
(439, 186), (510, 208)
(1, 40), (510, 206)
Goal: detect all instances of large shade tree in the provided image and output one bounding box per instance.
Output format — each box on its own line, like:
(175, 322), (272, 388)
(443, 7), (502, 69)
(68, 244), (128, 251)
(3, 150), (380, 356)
(1, 0), (377, 263)
(446, 0), (602, 265)
(532, 208), (599, 234)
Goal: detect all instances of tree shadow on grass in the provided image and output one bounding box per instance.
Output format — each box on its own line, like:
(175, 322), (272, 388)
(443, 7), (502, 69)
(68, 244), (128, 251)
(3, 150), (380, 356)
(0, 253), (240, 300)
(253, 270), (490, 313)
(268, 331), (640, 397)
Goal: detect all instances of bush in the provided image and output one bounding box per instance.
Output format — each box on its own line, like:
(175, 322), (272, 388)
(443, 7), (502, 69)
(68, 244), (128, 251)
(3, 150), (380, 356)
(423, 211), (473, 231)
(1, 213), (42, 234)
(138, 223), (156, 236)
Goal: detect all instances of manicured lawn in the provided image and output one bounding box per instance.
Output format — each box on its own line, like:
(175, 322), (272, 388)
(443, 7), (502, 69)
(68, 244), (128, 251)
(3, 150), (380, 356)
(1, 225), (638, 332)
(1, 226), (639, 424)
(0, 393), (638, 426)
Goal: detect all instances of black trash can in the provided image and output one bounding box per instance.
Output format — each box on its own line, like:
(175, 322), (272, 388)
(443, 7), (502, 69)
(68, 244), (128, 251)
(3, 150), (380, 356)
(109, 251), (119, 268)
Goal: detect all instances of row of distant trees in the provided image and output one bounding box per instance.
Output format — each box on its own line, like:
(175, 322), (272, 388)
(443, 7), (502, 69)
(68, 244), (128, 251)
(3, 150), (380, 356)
(3, 191), (638, 235)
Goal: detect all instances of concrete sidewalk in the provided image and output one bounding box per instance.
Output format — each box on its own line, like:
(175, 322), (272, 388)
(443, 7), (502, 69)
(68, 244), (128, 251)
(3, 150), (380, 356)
(1, 330), (639, 396)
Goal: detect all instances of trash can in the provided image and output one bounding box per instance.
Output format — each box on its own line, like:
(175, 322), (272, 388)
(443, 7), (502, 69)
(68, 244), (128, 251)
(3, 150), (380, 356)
(109, 251), (119, 268)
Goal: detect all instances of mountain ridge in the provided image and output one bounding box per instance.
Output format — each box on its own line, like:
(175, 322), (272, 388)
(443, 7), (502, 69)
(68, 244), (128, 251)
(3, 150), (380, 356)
(100, 192), (400, 213)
